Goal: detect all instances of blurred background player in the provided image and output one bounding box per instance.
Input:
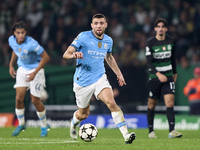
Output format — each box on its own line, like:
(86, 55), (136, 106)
(183, 67), (200, 115)
(8, 21), (50, 137)
(63, 13), (136, 144)
(146, 18), (182, 138)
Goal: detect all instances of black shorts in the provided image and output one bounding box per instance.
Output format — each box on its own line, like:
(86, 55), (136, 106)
(147, 77), (175, 100)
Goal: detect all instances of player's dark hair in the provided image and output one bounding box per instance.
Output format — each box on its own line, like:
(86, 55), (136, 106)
(12, 21), (27, 32)
(154, 18), (168, 28)
(92, 13), (106, 22)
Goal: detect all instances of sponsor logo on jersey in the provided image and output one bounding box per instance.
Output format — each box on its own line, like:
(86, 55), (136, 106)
(154, 48), (159, 52)
(91, 42), (95, 46)
(18, 48), (22, 52)
(153, 51), (171, 59)
(88, 50), (106, 59)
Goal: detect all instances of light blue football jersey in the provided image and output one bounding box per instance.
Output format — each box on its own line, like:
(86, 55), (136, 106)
(71, 31), (113, 87)
(8, 35), (44, 70)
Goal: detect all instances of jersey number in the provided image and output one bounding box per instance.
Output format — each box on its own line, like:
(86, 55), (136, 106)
(170, 82), (175, 90)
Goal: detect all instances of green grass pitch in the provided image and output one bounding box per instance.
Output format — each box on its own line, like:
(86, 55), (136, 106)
(0, 127), (200, 150)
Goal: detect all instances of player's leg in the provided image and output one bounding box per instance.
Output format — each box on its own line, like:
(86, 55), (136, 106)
(70, 106), (90, 140)
(164, 94), (182, 138)
(31, 95), (50, 136)
(98, 88), (136, 144)
(30, 69), (49, 137)
(147, 79), (161, 138)
(12, 87), (27, 136)
(70, 82), (94, 140)
(147, 97), (157, 138)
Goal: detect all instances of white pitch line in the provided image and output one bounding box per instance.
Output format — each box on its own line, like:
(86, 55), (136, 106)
(0, 140), (78, 145)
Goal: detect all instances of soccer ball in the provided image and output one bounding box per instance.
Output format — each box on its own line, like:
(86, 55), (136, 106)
(79, 123), (98, 142)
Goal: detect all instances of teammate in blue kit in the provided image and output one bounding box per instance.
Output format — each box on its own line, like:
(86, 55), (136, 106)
(63, 13), (136, 144)
(8, 21), (50, 137)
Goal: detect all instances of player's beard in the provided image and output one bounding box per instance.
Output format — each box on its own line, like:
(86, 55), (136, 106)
(94, 29), (105, 37)
(159, 34), (164, 36)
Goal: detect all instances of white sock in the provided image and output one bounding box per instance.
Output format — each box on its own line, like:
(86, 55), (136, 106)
(15, 108), (25, 126)
(36, 109), (47, 128)
(72, 110), (81, 127)
(111, 111), (128, 138)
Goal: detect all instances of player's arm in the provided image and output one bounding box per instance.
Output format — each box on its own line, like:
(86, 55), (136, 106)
(171, 42), (177, 82)
(105, 53), (126, 86)
(9, 51), (17, 78)
(27, 50), (49, 81)
(63, 46), (83, 59)
(146, 44), (167, 82)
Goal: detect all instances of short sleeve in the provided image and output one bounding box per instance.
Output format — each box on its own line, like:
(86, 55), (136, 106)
(107, 38), (113, 53)
(70, 32), (84, 51)
(31, 41), (44, 55)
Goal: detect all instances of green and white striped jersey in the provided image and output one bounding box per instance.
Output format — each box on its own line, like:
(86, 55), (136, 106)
(146, 35), (177, 79)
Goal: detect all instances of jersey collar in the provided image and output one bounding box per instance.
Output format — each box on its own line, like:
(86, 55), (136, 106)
(91, 30), (104, 40)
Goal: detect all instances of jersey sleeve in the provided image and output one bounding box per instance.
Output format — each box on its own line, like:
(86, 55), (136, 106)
(146, 41), (158, 74)
(107, 38), (113, 53)
(171, 41), (177, 74)
(31, 40), (44, 55)
(8, 36), (14, 48)
(70, 32), (84, 51)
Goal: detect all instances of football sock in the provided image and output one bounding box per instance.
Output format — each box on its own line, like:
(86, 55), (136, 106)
(15, 108), (25, 125)
(72, 110), (81, 127)
(147, 108), (155, 133)
(37, 109), (47, 128)
(111, 111), (128, 138)
(166, 107), (175, 132)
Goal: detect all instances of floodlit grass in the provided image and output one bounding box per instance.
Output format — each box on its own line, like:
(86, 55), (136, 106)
(0, 127), (200, 150)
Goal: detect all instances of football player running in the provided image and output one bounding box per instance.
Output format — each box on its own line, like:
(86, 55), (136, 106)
(9, 21), (50, 137)
(63, 13), (136, 144)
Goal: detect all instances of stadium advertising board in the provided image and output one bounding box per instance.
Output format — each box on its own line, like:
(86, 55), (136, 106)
(81, 114), (148, 129)
(81, 114), (200, 130)
(20, 114), (200, 130)
(0, 113), (14, 127)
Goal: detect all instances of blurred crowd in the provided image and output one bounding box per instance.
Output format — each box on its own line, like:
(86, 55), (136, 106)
(0, 0), (200, 68)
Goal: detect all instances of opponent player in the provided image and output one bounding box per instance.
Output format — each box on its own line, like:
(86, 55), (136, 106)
(146, 18), (182, 138)
(9, 21), (50, 137)
(63, 13), (136, 144)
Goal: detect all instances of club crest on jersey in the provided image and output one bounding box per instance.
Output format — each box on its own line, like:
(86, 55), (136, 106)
(162, 47), (166, 51)
(98, 42), (102, 48)
(18, 48), (22, 52)
(167, 45), (172, 50)
(104, 43), (107, 49)
(23, 50), (28, 54)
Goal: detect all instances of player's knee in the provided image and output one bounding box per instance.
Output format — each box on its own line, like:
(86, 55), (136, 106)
(148, 101), (156, 109)
(106, 100), (118, 110)
(31, 98), (40, 105)
(16, 95), (24, 103)
(79, 113), (89, 120)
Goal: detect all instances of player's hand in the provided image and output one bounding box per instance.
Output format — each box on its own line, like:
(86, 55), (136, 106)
(72, 52), (84, 59)
(173, 74), (177, 82)
(9, 66), (16, 78)
(25, 72), (36, 82)
(156, 72), (167, 82)
(117, 75), (126, 87)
